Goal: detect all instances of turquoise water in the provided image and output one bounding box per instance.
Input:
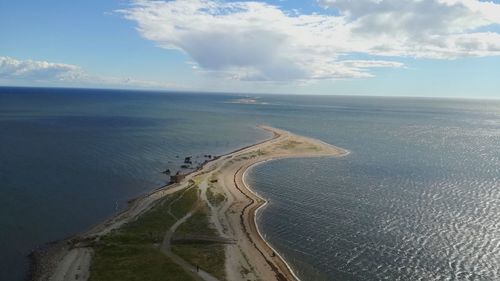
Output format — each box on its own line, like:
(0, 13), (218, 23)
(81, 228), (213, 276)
(1, 87), (499, 280)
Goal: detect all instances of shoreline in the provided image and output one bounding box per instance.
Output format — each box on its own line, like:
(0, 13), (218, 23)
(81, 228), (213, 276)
(242, 160), (303, 281)
(242, 146), (351, 281)
(233, 130), (350, 281)
(32, 125), (348, 281)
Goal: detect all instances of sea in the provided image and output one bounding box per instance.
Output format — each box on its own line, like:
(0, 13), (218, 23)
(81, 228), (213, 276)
(0, 87), (499, 281)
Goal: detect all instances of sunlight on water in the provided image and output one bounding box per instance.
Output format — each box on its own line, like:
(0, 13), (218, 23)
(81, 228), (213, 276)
(248, 97), (500, 281)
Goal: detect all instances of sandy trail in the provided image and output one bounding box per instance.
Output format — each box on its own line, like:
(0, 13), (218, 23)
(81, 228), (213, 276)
(48, 248), (92, 281)
(199, 175), (229, 239)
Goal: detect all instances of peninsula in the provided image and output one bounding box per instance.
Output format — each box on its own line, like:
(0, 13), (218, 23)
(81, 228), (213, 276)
(32, 125), (348, 281)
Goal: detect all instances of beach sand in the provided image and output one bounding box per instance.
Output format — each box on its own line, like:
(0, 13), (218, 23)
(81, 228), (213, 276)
(32, 125), (348, 281)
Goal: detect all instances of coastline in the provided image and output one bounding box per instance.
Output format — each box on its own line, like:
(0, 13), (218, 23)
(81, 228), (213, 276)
(242, 159), (303, 281)
(28, 129), (279, 280)
(230, 128), (349, 281)
(32, 125), (348, 281)
(241, 145), (350, 281)
(242, 160), (303, 281)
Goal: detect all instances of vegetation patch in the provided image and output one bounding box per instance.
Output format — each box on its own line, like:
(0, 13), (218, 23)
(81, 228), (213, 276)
(279, 140), (302, 150)
(307, 144), (322, 151)
(89, 186), (199, 281)
(90, 244), (192, 281)
(172, 203), (226, 280)
(175, 204), (216, 237)
(170, 187), (199, 219)
(207, 186), (226, 207)
(236, 149), (267, 160)
(173, 244), (226, 281)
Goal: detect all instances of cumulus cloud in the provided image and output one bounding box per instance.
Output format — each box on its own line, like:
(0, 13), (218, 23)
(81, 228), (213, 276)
(0, 56), (83, 81)
(119, 0), (500, 82)
(118, 0), (405, 81)
(0, 56), (177, 89)
(318, 0), (500, 58)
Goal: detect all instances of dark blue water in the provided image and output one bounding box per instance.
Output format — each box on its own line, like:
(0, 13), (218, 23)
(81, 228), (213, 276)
(0, 87), (270, 280)
(1, 87), (499, 281)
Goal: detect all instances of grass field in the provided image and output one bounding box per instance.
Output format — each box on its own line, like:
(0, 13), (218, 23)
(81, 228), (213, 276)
(172, 202), (226, 280)
(206, 186), (226, 207)
(89, 186), (199, 281)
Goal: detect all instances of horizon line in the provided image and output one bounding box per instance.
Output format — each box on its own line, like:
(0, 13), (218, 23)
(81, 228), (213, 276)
(0, 85), (499, 101)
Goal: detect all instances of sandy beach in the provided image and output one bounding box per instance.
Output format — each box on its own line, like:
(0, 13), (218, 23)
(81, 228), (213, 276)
(32, 125), (348, 281)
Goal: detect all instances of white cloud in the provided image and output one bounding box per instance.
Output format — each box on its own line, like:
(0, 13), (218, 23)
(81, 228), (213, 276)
(118, 0), (405, 82)
(318, 0), (500, 58)
(0, 56), (178, 89)
(0, 56), (83, 81)
(119, 0), (500, 82)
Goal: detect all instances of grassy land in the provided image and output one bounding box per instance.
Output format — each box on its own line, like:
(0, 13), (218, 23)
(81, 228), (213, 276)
(206, 186), (226, 207)
(172, 203), (226, 280)
(173, 244), (226, 280)
(90, 245), (191, 281)
(170, 187), (199, 219)
(279, 140), (302, 150)
(175, 203), (215, 237)
(89, 186), (199, 281)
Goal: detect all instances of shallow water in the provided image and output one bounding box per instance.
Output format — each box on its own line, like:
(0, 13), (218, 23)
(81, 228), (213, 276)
(247, 96), (500, 281)
(1, 87), (499, 280)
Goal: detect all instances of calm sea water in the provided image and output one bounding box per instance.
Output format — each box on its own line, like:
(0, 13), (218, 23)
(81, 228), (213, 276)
(0, 87), (269, 280)
(247, 96), (500, 281)
(1, 87), (499, 281)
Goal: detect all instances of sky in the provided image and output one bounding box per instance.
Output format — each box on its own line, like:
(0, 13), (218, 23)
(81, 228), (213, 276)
(0, 0), (499, 98)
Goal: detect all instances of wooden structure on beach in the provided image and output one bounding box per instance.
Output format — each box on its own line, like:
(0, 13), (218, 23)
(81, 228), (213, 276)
(170, 172), (185, 184)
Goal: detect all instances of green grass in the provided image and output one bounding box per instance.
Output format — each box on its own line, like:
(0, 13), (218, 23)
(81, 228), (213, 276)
(235, 149), (268, 161)
(206, 187), (226, 207)
(170, 187), (199, 219)
(90, 244), (192, 281)
(175, 204), (216, 237)
(89, 186), (199, 281)
(279, 140), (302, 150)
(172, 203), (226, 280)
(172, 244), (226, 280)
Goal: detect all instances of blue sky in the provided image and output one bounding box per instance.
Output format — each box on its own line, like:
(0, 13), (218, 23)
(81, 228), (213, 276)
(1, 0), (499, 98)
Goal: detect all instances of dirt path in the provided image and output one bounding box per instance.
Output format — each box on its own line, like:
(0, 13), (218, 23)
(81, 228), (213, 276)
(160, 188), (220, 281)
(199, 176), (228, 238)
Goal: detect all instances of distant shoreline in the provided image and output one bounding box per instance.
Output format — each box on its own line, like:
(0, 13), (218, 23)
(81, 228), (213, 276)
(31, 125), (349, 281)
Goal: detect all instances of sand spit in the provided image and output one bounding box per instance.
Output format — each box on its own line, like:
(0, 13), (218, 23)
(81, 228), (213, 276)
(31, 125), (348, 281)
